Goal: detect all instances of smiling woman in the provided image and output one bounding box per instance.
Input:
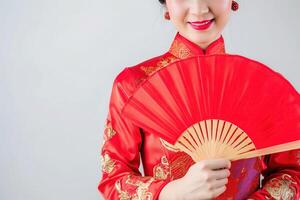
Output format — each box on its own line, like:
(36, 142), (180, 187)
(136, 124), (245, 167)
(162, 0), (233, 49)
(98, 0), (300, 200)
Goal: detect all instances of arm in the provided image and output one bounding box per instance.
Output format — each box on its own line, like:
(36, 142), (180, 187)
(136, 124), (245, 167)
(247, 149), (300, 200)
(98, 75), (170, 200)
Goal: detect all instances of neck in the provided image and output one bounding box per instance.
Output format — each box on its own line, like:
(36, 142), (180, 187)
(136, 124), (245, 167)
(195, 34), (221, 50)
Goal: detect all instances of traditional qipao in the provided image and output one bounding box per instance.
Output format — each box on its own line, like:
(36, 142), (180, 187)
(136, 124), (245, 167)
(98, 32), (300, 200)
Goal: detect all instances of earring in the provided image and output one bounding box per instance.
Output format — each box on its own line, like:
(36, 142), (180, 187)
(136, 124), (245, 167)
(231, 1), (239, 11)
(164, 11), (170, 20)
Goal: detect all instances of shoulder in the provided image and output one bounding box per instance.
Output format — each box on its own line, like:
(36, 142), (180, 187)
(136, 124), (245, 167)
(111, 52), (179, 103)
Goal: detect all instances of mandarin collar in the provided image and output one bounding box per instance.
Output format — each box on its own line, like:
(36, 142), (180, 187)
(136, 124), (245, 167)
(168, 32), (226, 59)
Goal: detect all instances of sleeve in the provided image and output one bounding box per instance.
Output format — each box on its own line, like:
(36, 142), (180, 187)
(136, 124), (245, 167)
(98, 72), (170, 200)
(247, 149), (300, 200)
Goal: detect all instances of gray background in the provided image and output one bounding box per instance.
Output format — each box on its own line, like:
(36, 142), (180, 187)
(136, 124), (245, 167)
(1, 0), (299, 200)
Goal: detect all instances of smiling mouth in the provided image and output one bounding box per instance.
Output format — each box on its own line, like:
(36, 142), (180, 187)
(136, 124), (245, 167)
(188, 19), (215, 30)
(189, 19), (214, 25)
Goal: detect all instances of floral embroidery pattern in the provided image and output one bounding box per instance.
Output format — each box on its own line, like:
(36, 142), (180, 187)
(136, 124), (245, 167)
(153, 156), (170, 180)
(115, 180), (131, 200)
(169, 40), (192, 59)
(104, 119), (116, 141)
(100, 153), (115, 174)
(140, 56), (179, 77)
(157, 56), (179, 68)
(115, 175), (154, 200)
(140, 66), (157, 77)
(126, 175), (154, 200)
(169, 151), (194, 180)
(264, 174), (296, 200)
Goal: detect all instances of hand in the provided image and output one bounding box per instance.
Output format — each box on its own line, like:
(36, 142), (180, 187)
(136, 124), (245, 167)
(158, 159), (231, 200)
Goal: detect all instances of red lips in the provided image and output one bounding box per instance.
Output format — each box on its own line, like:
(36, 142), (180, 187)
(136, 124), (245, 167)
(188, 19), (214, 30)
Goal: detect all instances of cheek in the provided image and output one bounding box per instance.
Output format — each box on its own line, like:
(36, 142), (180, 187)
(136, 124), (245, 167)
(166, 0), (188, 21)
(211, 0), (232, 14)
(211, 0), (231, 24)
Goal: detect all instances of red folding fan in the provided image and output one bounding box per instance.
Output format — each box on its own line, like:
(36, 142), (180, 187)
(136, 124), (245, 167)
(121, 55), (300, 161)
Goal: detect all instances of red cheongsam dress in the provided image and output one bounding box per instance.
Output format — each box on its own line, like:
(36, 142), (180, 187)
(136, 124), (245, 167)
(98, 32), (300, 200)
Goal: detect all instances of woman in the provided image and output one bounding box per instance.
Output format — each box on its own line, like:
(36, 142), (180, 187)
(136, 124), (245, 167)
(98, 0), (300, 199)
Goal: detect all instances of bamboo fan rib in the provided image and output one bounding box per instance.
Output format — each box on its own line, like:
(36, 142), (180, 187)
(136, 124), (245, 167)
(174, 119), (255, 161)
(171, 119), (300, 162)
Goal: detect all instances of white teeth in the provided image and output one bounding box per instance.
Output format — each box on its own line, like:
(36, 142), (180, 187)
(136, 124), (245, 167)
(192, 21), (210, 26)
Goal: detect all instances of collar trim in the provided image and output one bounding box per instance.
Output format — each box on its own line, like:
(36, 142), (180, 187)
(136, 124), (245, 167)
(169, 32), (226, 59)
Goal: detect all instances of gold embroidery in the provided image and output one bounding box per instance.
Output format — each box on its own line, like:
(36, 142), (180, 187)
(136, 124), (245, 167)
(115, 175), (155, 200)
(100, 153), (115, 174)
(264, 174), (296, 200)
(154, 165), (167, 181)
(153, 156), (170, 180)
(115, 180), (131, 200)
(169, 152), (194, 180)
(140, 66), (157, 76)
(157, 56), (179, 68)
(126, 175), (154, 200)
(169, 40), (192, 59)
(160, 138), (180, 152)
(104, 119), (116, 141)
(140, 56), (179, 77)
(161, 156), (169, 165)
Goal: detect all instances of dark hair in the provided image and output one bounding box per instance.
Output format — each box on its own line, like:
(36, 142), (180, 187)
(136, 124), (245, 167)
(159, 0), (165, 4)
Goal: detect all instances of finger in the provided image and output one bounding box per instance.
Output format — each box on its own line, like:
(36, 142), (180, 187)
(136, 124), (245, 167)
(199, 159), (231, 170)
(212, 178), (228, 189)
(211, 169), (230, 180)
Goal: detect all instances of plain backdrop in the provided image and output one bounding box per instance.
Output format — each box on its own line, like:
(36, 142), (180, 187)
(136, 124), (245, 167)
(1, 0), (299, 199)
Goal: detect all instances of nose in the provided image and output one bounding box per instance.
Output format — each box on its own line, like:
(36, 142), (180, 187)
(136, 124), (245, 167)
(189, 0), (210, 15)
